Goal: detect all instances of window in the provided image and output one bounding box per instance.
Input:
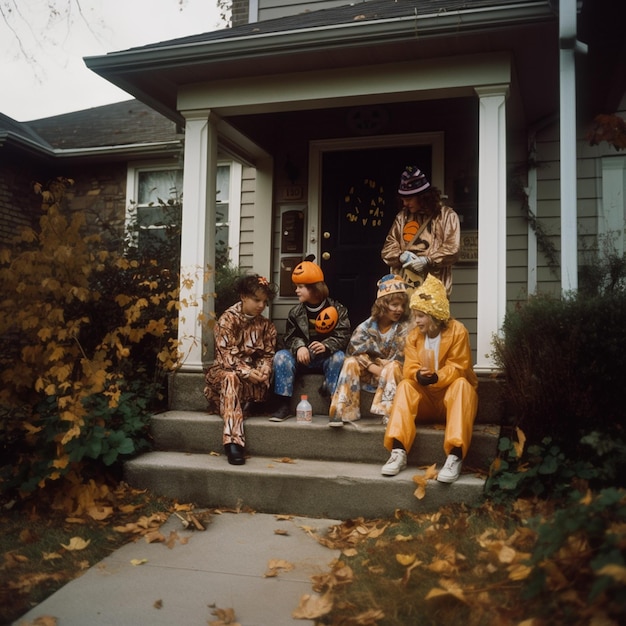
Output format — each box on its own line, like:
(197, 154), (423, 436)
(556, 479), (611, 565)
(599, 155), (626, 256)
(126, 161), (241, 262)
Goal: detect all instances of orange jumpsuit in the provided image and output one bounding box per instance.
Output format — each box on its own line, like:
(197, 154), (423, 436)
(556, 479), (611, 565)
(383, 318), (478, 458)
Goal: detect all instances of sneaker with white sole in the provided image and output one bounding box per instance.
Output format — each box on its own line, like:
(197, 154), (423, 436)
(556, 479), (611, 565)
(381, 449), (407, 476)
(437, 454), (462, 483)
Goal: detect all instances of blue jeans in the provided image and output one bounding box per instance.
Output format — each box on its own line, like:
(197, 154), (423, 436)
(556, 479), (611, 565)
(273, 349), (345, 397)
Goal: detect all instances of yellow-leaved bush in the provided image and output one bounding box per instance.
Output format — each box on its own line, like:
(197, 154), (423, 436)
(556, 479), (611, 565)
(0, 177), (188, 494)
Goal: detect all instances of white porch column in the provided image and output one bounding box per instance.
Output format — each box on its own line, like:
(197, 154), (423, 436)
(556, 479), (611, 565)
(252, 155), (274, 277)
(474, 86), (508, 372)
(177, 110), (218, 372)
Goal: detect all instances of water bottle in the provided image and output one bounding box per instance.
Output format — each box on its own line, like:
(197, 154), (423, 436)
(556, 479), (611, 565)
(296, 394), (313, 423)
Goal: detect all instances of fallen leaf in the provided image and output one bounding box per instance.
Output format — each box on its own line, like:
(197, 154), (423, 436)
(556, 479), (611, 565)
(42, 552), (63, 561)
(154, 599), (163, 609)
(61, 537), (91, 551)
(396, 552), (418, 566)
(27, 616), (58, 626)
(209, 606), (240, 625)
(498, 545), (517, 564)
(596, 563), (626, 583)
(264, 559), (295, 577)
(507, 563), (532, 580)
(274, 529), (289, 536)
(425, 582), (467, 604)
(87, 505), (114, 521)
(118, 503), (144, 514)
(130, 558), (148, 566)
(144, 530), (166, 544)
(292, 592), (333, 619)
(272, 457), (296, 463)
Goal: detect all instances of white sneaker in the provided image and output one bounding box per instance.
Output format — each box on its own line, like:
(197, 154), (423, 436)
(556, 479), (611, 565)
(381, 449), (407, 476)
(437, 454), (462, 483)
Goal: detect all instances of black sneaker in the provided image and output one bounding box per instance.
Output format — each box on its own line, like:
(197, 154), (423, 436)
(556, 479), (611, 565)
(269, 401), (293, 422)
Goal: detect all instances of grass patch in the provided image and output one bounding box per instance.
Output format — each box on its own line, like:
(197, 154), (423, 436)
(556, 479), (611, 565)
(308, 497), (626, 625)
(0, 482), (175, 625)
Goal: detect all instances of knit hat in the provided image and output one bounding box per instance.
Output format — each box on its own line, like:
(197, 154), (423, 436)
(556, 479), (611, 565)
(409, 274), (450, 321)
(398, 166), (431, 196)
(376, 274), (408, 300)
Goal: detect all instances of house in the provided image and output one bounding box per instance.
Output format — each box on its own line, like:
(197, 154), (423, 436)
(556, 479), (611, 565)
(10, 1), (626, 383)
(0, 100), (246, 263)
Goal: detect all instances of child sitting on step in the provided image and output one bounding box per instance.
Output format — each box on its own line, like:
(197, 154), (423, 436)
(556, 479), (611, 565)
(328, 274), (410, 427)
(204, 274), (278, 465)
(381, 274), (478, 483)
(270, 257), (350, 421)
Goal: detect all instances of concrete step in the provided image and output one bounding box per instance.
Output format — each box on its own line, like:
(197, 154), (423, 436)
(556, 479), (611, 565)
(150, 412), (499, 471)
(167, 372), (506, 425)
(134, 372), (504, 519)
(124, 451), (488, 519)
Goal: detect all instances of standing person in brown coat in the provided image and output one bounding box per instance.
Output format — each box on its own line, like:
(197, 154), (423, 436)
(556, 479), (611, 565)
(381, 165), (460, 295)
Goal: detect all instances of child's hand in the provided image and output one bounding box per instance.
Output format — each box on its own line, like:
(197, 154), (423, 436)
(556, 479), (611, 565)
(416, 368), (438, 386)
(296, 346), (311, 365)
(248, 369), (268, 384)
(308, 341), (326, 356)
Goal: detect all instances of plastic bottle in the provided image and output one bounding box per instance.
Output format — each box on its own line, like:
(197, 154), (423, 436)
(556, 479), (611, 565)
(296, 394), (313, 423)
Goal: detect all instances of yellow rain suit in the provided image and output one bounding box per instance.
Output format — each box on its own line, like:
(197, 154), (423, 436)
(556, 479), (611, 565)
(383, 318), (478, 458)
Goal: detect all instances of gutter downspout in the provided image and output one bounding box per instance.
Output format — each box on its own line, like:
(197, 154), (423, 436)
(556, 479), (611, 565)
(559, 0), (587, 294)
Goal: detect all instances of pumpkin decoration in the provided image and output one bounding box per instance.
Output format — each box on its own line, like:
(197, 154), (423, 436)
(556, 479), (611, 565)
(402, 220), (420, 242)
(292, 260), (324, 284)
(315, 306), (338, 334)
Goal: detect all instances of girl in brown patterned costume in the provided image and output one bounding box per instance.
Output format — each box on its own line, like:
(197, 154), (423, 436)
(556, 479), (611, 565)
(204, 274), (278, 465)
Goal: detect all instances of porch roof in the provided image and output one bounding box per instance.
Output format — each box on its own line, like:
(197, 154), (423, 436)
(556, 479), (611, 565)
(84, 0), (554, 125)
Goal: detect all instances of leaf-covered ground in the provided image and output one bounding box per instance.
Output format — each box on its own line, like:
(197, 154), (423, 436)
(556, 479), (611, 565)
(2, 481), (625, 626)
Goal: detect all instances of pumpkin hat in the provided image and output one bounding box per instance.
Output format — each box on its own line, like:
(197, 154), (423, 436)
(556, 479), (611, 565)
(409, 274), (450, 322)
(292, 254), (324, 284)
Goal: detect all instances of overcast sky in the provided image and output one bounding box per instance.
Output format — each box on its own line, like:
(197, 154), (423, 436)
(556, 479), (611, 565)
(0, 0), (225, 122)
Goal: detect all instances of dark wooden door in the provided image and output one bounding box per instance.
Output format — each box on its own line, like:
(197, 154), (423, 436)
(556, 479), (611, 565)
(320, 145), (432, 326)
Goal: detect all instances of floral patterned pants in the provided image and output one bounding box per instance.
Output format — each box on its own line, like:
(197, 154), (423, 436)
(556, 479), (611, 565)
(329, 358), (403, 422)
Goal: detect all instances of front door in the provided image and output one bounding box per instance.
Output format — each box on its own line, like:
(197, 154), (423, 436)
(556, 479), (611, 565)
(320, 145), (432, 326)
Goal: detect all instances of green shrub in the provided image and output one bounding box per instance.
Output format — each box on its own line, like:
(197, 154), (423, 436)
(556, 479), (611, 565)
(492, 290), (626, 455)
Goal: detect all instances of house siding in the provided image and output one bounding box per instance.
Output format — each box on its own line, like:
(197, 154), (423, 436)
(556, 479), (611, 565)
(256, 0), (354, 22)
(530, 95), (626, 297)
(237, 165), (258, 271)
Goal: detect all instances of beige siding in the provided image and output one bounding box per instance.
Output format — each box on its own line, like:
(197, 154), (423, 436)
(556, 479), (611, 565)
(237, 165), (257, 271)
(532, 96), (626, 296)
(257, 0), (351, 22)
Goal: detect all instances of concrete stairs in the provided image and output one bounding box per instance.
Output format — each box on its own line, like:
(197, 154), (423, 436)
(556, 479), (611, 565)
(124, 373), (504, 520)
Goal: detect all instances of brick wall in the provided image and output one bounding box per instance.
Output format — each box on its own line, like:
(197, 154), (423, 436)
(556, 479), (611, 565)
(231, 0), (249, 26)
(0, 149), (46, 246)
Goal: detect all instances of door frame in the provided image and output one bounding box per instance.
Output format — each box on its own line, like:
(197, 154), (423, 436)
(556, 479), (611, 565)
(307, 132), (445, 262)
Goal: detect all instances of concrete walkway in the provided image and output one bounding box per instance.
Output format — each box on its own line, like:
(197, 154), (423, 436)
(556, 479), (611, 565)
(14, 512), (341, 626)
